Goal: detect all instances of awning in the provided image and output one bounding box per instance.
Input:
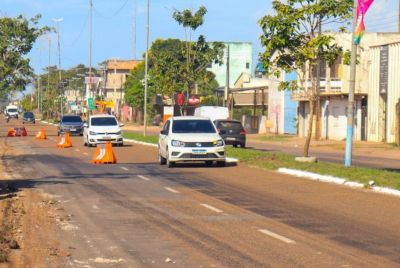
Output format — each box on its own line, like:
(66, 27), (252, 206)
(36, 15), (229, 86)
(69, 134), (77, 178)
(233, 92), (268, 106)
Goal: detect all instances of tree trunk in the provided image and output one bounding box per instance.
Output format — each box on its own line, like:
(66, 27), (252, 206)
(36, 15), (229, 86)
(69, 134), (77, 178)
(303, 64), (316, 157)
(304, 97), (314, 157)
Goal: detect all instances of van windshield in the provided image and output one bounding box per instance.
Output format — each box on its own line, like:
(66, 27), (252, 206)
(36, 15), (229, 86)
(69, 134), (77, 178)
(172, 120), (216, 133)
(7, 108), (17, 113)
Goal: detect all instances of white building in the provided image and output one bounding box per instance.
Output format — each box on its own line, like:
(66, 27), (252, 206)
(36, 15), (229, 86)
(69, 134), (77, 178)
(368, 40), (400, 143)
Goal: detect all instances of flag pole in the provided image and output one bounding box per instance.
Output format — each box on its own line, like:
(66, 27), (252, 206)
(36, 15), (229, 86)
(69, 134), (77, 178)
(344, 0), (358, 167)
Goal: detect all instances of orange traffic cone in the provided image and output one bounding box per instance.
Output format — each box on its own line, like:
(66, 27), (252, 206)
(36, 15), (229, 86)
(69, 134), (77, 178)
(7, 128), (15, 137)
(35, 128), (47, 139)
(92, 142), (117, 164)
(57, 132), (73, 148)
(21, 126), (27, 136)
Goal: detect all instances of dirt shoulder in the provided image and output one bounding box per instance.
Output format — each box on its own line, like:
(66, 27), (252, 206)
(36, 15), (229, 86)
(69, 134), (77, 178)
(0, 138), (68, 267)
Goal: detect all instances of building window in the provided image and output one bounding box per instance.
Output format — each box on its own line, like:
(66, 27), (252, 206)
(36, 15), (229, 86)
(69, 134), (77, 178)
(330, 57), (342, 79)
(246, 62), (250, 69)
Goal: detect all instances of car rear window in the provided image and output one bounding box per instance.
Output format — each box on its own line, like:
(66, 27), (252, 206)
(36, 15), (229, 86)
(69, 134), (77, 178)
(24, 112), (34, 117)
(91, 117), (117, 126)
(216, 121), (243, 130)
(62, 116), (82, 123)
(172, 120), (216, 133)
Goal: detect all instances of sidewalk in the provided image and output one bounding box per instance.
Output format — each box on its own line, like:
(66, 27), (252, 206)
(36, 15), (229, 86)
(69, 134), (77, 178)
(122, 123), (400, 170)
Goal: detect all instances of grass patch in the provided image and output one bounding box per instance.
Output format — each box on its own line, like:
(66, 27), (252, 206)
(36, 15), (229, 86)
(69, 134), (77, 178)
(122, 132), (400, 190)
(227, 147), (400, 190)
(123, 132), (158, 144)
(252, 135), (294, 142)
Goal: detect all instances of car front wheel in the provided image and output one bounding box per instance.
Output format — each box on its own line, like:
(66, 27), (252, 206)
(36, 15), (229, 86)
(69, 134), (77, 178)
(216, 161), (226, 167)
(159, 150), (166, 165)
(166, 149), (174, 168)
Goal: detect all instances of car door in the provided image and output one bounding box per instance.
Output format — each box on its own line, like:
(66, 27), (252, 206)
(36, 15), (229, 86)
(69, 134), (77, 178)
(159, 120), (170, 157)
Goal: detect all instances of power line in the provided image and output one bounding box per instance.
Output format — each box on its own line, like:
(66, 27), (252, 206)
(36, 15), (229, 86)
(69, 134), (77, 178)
(92, 0), (130, 19)
(66, 9), (90, 47)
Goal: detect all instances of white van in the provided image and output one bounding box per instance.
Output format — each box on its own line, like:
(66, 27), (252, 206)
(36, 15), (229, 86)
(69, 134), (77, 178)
(5, 105), (19, 119)
(194, 106), (229, 122)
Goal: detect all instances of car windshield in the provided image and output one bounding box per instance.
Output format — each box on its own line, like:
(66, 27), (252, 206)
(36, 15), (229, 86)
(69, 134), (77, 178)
(24, 112), (34, 117)
(91, 117), (117, 126)
(62, 116), (82, 123)
(172, 120), (216, 134)
(216, 121), (243, 130)
(7, 108), (17, 113)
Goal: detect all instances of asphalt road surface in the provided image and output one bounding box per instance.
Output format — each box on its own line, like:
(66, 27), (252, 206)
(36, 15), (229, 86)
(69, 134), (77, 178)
(2, 118), (400, 267)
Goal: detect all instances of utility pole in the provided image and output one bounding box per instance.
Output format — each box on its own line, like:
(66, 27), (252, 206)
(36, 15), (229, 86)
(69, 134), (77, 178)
(87, 0), (93, 116)
(344, 0), (358, 167)
(53, 18), (63, 116)
(144, 0), (150, 136)
(47, 36), (51, 118)
(224, 44), (230, 107)
(133, 0), (137, 59)
(37, 76), (41, 113)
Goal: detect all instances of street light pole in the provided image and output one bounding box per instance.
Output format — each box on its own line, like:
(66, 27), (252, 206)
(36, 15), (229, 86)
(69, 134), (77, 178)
(52, 18), (64, 116)
(144, 0), (150, 136)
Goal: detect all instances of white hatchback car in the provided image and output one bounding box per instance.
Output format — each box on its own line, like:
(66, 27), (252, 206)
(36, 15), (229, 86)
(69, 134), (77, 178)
(158, 116), (226, 167)
(83, 114), (124, 147)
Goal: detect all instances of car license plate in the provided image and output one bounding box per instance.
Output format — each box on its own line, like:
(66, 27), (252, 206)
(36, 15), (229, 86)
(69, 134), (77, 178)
(70, 128), (76, 131)
(103, 136), (111, 140)
(226, 137), (236, 141)
(192, 149), (207, 154)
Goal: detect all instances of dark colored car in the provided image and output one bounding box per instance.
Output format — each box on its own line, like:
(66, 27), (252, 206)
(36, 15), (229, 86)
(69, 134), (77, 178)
(214, 119), (246, 148)
(58, 115), (84, 136)
(22, 111), (35, 124)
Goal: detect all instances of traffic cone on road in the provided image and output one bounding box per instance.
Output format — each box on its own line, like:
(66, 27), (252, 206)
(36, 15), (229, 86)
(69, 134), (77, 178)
(35, 128), (47, 139)
(57, 132), (73, 148)
(92, 142), (117, 164)
(7, 128), (15, 137)
(21, 127), (27, 136)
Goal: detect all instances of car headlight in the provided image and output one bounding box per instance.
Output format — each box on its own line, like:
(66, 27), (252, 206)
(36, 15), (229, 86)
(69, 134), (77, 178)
(115, 131), (122, 135)
(213, 139), (224, 147)
(89, 131), (97, 135)
(171, 140), (185, 147)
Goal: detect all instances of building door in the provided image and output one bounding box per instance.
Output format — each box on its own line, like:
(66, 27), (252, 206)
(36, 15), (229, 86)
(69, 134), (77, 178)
(396, 99), (400, 145)
(379, 95), (387, 142)
(361, 98), (367, 141)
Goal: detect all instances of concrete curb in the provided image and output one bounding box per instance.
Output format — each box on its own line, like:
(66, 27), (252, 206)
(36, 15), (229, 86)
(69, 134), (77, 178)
(41, 120), (58, 126)
(124, 138), (238, 163)
(278, 167), (400, 198)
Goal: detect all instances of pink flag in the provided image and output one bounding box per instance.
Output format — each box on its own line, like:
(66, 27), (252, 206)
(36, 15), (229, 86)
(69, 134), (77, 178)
(354, 0), (374, 44)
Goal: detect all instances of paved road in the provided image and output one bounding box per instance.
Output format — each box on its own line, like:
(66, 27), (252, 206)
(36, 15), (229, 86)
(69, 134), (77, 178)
(2, 119), (400, 267)
(122, 125), (400, 171)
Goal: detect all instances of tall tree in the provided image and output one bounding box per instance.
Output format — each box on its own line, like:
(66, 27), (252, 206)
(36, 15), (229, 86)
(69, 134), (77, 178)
(0, 15), (49, 96)
(172, 6), (224, 94)
(259, 0), (352, 157)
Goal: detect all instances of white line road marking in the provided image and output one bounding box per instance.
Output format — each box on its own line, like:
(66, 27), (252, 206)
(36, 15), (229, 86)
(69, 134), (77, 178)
(83, 152), (89, 156)
(258, 229), (296, 244)
(200, 203), (223, 213)
(137, 175), (150, 181)
(120, 167), (129, 171)
(164, 187), (180, 194)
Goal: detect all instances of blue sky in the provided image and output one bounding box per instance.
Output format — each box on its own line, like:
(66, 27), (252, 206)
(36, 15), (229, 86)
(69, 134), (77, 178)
(0, 0), (398, 75)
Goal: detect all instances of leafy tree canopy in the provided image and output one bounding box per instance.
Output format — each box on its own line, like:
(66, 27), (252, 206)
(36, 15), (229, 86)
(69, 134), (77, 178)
(0, 14), (49, 95)
(259, 0), (353, 90)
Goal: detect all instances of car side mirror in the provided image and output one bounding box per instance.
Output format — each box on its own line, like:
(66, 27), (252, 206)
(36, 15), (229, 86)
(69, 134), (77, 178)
(160, 130), (166, 135)
(219, 129), (226, 135)
(119, 123), (124, 127)
(83, 123), (88, 128)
